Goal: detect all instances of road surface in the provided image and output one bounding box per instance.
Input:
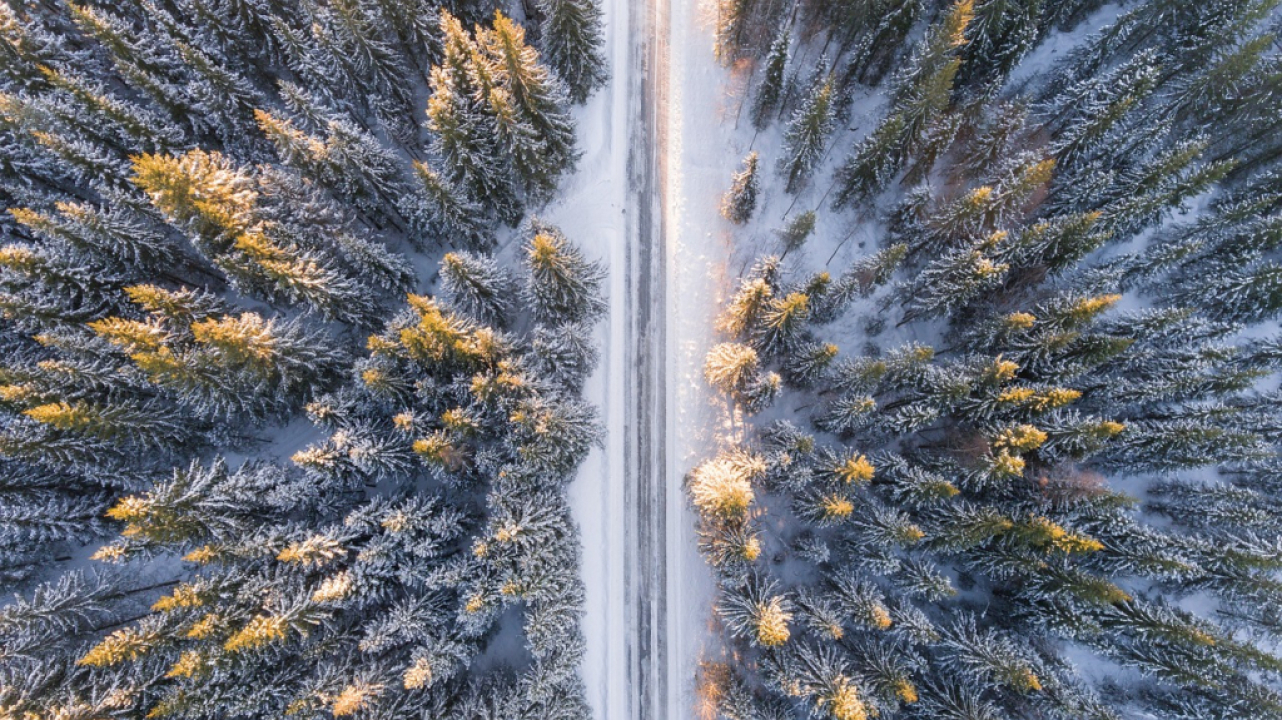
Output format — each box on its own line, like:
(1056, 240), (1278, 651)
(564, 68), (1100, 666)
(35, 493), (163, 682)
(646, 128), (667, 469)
(624, 0), (670, 713)
(565, 0), (723, 717)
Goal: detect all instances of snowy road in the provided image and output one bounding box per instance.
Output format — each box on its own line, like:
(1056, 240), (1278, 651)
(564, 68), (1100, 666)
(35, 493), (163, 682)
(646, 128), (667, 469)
(564, 0), (723, 717)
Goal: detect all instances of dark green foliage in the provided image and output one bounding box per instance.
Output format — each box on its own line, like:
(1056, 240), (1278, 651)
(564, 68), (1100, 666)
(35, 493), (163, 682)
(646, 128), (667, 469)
(537, 0), (608, 103)
(0, 1), (600, 717)
(695, 1), (1282, 719)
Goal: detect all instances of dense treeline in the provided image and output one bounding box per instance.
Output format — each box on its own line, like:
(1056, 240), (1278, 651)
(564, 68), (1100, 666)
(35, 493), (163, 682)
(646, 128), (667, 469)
(698, 1), (1282, 719)
(0, 0), (607, 717)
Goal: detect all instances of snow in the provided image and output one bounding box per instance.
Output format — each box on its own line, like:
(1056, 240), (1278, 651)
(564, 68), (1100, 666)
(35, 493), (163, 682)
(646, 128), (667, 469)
(663, 0), (737, 716)
(541, 3), (1176, 717)
(541, 0), (629, 714)
(553, 0), (732, 714)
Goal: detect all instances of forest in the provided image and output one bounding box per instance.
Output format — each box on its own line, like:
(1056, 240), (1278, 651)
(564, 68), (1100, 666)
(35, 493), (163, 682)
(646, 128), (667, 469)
(5, 0), (1282, 718)
(0, 0), (608, 718)
(695, 1), (1282, 719)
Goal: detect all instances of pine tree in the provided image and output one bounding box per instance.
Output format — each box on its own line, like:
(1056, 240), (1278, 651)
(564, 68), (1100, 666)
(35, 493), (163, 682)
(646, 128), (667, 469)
(479, 12), (578, 198)
(721, 152), (760, 224)
(714, 0), (755, 63)
(718, 574), (792, 647)
(536, 0), (607, 103)
(440, 251), (517, 327)
(427, 12), (519, 224)
(754, 291), (811, 358)
(705, 342), (760, 396)
(960, 0), (1043, 86)
(779, 72), (834, 194)
(900, 232), (1010, 324)
(752, 27), (789, 131)
(523, 220), (606, 325)
(408, 160), (492, 249)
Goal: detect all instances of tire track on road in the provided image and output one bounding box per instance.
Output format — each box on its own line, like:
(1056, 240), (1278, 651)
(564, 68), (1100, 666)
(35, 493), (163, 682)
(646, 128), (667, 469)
(625, 0), (669, 717)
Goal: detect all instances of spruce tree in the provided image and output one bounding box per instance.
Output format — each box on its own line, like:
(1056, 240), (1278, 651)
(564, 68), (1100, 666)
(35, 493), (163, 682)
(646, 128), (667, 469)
(721, 152), (760, 224)
(536, 0), (608, 103)
(522, 220), (606, 325)
(752, 27), (789, 131)
(779, 72), (834, 194)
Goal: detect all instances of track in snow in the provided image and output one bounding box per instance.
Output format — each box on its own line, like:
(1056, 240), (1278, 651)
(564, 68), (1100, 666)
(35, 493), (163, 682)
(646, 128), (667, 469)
(569, 0), (721, 716)
(624, 0), (670, 716)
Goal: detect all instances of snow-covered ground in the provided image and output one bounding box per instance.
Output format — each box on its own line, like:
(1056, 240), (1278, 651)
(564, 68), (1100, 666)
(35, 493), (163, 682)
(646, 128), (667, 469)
(662, 0), (735, 717)
(541, 0), (630, 713)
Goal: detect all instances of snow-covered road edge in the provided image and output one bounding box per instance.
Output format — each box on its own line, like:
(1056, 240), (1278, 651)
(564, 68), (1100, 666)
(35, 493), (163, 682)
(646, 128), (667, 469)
(551, 0), (630, 714)
(664, 0), (727, 717)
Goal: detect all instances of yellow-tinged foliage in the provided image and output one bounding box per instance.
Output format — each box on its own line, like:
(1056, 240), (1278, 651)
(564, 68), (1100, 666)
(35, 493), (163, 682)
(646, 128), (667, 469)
(1091, 420), (1126, 438)
(897, 524), (926, 544)
(836, 454), (875, 483)
(984, 356), (1020, 384)
(223, 615), (289, 653)
(1036, 388), (1081, 411)
(0, 244), (38, 271)
(130, 347), (185, 379)
(989, 451), (1025, 478)
(366, 334), (400, 356)
(755, 597), (791, 647)
(894, 679), (918, 704)
(277, 536), (344, 566)
(993, 425), (1048, 453)
(131, 149), (257, 238)
(1004, 312), (1036, 330)
(825, 676), (868, 720)
(78, 627), (156, 667)
(1065, 293), (1121, 323)
(404, 656), (433, 690)
(1011, 668), (1042, 693)
(0, 383), (37, 404)
(123, 285), (191, 317)
(767, 292), (810, 327)
(381, 510), (411, 533)
(441, 407), (479, 434)
(998, 387), (1034, 405)
(329, 683), (383, 717)
(1018, 516), (1104, 554)
(742, 535), (762, 561)
(964, 185), (993, 207)
(185, 613), (220, 640)
(182, 545), (219, 564)
(90, 544), (126, 562)
(821, 495), (855, 520)
(528, 232), (561, 269)
(704, 342), (759, 393)
(165, 651), (207, 679)
(689, 453), (763, 518)
(152, 584), (204, 612)
(311, 571), (354, 604)
(997, 386), (1080, 412)
(412, 432), (460, 469)
(869, 604), (893, 630)
(24, 401), (92, 431)
(293, 445), (340, 470)
(717, 277), (772, 336)
(399, 295), (484, 366)
(191, 313), (277, 365)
